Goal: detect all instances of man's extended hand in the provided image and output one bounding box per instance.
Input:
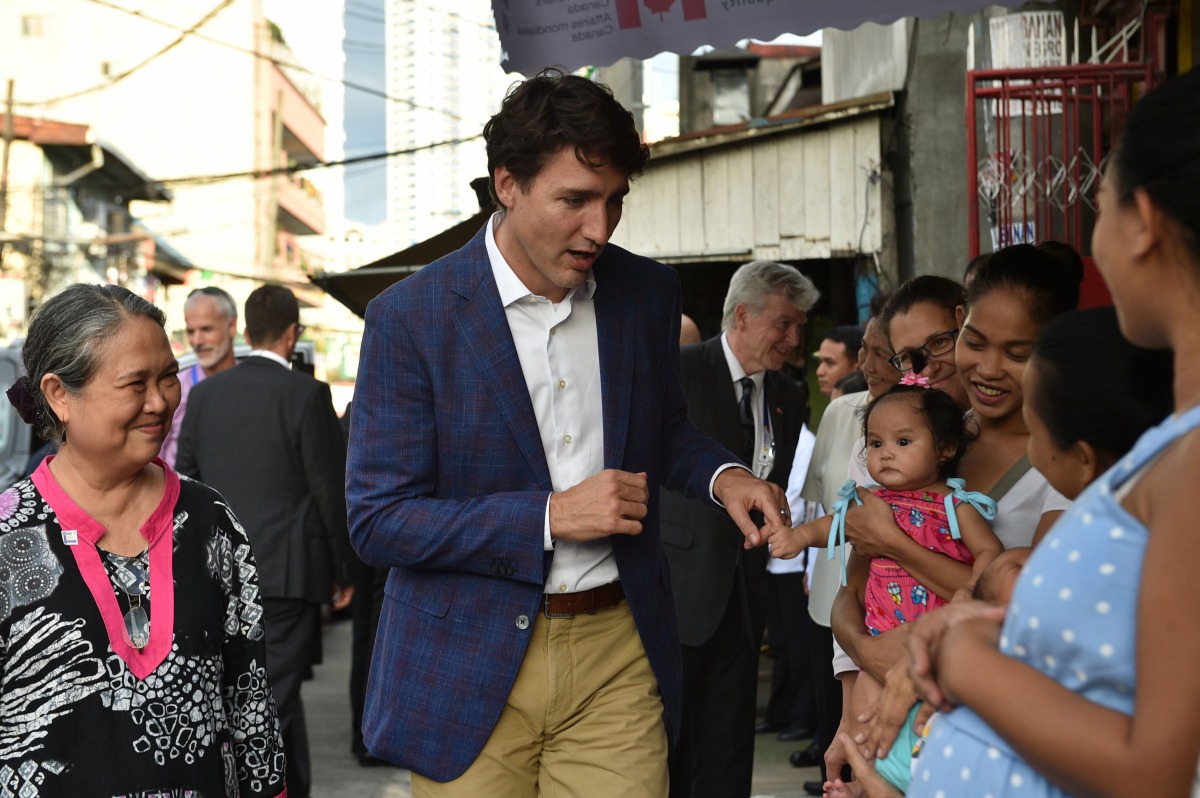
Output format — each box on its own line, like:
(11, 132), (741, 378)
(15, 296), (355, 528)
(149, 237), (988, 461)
(549, 469), (649, 542)
(713, 467), (791, 546)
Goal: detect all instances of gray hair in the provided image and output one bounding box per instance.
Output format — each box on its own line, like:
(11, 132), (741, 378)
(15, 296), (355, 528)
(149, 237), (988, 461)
(185, 285), (238, 323)
(720, 260), (820, 332)
(23, 284), (167, 445)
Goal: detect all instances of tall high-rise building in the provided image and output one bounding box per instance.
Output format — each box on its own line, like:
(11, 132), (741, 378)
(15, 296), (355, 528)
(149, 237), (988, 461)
(384, 1), (513, 248)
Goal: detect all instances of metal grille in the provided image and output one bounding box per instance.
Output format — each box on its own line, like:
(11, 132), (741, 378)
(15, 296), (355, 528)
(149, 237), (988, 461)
(966, 63), (1156, 257)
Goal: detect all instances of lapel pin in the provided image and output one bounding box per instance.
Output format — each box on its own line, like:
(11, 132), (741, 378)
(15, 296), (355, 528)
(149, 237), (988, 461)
(61, 529), (78, 546)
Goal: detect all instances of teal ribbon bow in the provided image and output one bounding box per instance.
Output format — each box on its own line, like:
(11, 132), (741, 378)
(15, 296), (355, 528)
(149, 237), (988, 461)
(827, 479), (863, 587)
(942, 477), (998, 538)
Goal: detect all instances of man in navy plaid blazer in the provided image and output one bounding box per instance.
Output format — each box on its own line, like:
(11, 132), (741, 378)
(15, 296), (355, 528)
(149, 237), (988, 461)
(346, 70), (792, 797)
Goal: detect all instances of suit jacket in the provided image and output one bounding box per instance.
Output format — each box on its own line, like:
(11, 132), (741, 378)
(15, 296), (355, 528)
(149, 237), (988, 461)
(176, 356), (353, 604)
(346, 224), (738, 781)
(660, 337), (806, 648)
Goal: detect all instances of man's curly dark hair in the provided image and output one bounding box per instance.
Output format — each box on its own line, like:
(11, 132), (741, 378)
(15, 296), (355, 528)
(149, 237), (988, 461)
(483, 68), (650, 209)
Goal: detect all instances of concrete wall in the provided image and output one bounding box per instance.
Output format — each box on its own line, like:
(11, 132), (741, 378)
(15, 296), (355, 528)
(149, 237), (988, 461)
(899, 12), (976, 281)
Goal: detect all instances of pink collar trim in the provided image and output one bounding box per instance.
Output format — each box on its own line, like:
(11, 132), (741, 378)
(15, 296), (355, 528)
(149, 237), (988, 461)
(32, 456), (180, 679)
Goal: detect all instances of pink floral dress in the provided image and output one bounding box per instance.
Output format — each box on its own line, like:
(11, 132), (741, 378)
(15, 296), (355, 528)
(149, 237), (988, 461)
(825, 478), (997, 635)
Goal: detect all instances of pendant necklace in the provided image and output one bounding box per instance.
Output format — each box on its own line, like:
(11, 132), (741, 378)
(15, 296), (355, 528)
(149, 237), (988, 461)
(111, 548), (150, 649)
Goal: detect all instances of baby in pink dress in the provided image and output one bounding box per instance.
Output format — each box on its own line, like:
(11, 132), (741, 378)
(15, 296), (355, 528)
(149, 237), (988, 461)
(767, 380), (1003, 745)
(863, 485), (977, 635)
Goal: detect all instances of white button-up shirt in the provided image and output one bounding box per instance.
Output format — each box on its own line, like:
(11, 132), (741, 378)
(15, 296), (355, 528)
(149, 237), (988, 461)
(485, 214), (618, 594)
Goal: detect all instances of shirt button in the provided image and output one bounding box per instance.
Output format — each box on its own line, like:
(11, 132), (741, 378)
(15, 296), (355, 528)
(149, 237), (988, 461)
(558, 584), (567, 593)
(550, 327), (557, 336)
(558, 379), (567, 390)
(563, 434), (572, 444)
(516, 615), (530, 630)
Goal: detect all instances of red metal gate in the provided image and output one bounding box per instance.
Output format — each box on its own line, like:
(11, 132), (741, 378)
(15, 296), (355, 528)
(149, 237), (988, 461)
(965, 63), (1155, 260)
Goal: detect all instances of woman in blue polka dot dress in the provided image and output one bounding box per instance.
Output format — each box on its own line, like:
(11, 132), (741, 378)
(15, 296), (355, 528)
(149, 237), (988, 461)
(838, 308), (1171, 798)
(904, 68), (1200, 798)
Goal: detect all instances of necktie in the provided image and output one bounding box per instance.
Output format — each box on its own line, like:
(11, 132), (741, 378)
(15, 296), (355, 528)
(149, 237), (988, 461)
(738, 377), (755, 455)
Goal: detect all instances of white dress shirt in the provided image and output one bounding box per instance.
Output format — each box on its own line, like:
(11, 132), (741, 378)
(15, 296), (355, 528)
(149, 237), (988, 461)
(246, 349), (291, 369)
(772, 423), (819, 577)
(720, 333), (774, 481)
(485, 214), (618, 595)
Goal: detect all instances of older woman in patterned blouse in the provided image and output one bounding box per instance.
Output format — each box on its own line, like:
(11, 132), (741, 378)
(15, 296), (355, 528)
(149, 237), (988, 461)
(0, 284), (287, 798)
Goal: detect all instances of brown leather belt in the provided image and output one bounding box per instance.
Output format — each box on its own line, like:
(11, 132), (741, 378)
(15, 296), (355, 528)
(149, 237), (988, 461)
(543, 581), (625, 618)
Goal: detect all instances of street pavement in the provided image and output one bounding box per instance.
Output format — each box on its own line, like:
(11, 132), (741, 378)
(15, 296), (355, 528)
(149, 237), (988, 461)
(307, 617), (821, 797)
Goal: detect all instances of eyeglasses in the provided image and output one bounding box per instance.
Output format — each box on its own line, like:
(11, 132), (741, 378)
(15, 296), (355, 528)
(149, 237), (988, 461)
(112, 555), (150, 649)
(887, 329), (959, 373)
(294, 323), (306, 338)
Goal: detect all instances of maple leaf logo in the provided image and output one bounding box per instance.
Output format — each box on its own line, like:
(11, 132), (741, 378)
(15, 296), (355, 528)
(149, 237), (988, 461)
(644, 0), (675, 20)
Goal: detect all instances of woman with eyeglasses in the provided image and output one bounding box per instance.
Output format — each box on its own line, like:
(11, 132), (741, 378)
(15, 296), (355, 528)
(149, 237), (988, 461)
(820, 253), (1079, 783)
(843, 256), (1078, 610)
(879, 276), (971, 409)
(0, 285), (287, 797)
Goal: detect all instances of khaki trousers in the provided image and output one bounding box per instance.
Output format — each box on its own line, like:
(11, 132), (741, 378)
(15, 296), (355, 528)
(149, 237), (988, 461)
(412, 600), (669, 798)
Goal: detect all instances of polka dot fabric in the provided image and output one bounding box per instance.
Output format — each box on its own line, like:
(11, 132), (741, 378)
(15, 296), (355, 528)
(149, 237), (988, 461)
(910, 404), (1200, 796)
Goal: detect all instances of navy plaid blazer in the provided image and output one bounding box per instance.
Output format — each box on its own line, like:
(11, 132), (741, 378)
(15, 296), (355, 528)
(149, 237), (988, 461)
(346, 224), (737, 781)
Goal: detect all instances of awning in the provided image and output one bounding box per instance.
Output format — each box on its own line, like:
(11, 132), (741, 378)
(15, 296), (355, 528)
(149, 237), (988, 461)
(493, 0), (1051, 75)
(38, 139), (172, 204)
(310, 209), (494, 318)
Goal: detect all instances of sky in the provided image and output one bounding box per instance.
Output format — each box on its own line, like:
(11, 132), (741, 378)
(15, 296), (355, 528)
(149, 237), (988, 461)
(338, 8), (823, 227)
(343, 0), (388, 225)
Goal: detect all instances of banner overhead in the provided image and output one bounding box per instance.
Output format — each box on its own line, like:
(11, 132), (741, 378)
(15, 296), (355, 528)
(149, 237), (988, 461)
(493, 0), (1050, 75)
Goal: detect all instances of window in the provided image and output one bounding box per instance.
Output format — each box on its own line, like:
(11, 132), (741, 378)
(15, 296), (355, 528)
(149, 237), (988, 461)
(21, 16), (44, 37)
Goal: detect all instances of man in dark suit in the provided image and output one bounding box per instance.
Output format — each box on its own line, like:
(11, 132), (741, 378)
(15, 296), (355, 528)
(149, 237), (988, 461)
(346, 70), (793, 797)
(661, 260), (817, 798)
(177, 285), (354, 798)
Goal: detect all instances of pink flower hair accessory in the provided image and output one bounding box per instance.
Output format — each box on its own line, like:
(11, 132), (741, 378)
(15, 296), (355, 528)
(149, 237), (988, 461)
(899, 372), (932, 388)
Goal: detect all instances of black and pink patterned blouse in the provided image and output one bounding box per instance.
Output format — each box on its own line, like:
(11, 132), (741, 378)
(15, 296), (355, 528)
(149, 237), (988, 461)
(0, 457), (287, 798)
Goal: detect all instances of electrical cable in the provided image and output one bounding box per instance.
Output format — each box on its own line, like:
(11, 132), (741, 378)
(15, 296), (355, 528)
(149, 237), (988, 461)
(22, 0), (464, 121)
(23, 0), (238, 106)
(157, 134), (482, 187)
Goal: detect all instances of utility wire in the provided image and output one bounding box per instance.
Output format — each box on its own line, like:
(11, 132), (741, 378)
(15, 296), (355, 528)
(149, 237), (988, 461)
(24, 0), (237, 106)
(23, 0), (463, 121)
(157, 135), (482, 187)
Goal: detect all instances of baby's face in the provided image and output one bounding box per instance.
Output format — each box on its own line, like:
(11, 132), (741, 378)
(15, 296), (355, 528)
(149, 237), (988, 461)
(975, 547), (1031, 606)
(864, 396), (944, 491)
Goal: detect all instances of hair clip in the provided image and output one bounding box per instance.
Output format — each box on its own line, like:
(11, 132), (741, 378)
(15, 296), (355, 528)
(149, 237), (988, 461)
(899, 373), (932, 388)
(6, 376), (38, 425)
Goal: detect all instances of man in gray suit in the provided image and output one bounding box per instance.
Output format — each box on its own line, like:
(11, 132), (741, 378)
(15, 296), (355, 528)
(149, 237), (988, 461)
(661, 261), (818, 798)
(177, 284), (355, 798)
